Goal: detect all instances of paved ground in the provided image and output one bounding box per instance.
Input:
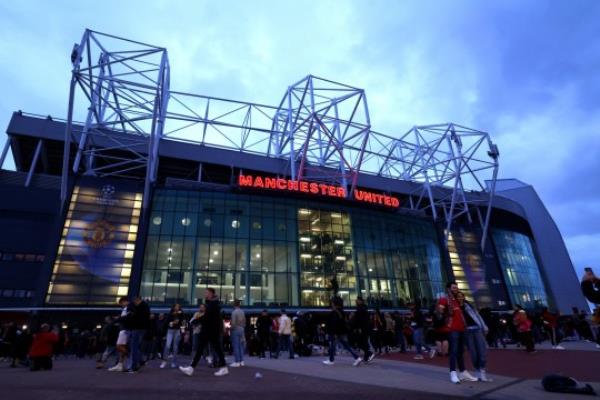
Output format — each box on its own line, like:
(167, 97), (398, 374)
(1, 344), (598, 400)
(0, 358), (461, 400)
(379, 341), (600, 380)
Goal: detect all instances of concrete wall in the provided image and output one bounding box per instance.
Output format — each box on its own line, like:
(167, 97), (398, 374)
(0, 180), (61, 307)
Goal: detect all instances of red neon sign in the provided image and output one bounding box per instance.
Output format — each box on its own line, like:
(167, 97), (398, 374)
(238, 174), (400, 208)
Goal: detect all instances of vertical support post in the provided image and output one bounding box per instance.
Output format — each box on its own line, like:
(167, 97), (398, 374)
(143, 52), (169, 212)
(85, 147), (95, 174)
(61, 75), (78, 207)
(73, 53), (106, 174)
(197, 162), (203, 182)
(481, 163), (498, 251)
(25, 139), (43, 187)
(425, 181), (438, 220)
(143, 101), (160, 211)
(0, 136), (11, 169)
(287, 88), (296, 180)
(333, 102), (347, 189)
(201, 98), (210, 144)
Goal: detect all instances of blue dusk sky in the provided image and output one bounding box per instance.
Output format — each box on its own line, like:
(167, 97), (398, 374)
(0, 1), (598, 280)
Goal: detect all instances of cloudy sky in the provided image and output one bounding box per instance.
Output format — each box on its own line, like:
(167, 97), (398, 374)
(0, 1), (598, 279)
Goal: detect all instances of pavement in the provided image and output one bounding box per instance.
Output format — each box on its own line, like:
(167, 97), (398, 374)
(0, 343), (598, 400)
(379, 340), (600, 381)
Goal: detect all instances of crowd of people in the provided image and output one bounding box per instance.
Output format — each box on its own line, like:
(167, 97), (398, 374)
(2, 281), (600, 384)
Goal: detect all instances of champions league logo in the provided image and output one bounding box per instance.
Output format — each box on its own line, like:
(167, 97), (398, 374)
(96, 184), (118, 206)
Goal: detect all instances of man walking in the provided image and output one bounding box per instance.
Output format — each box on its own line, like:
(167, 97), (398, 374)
(353, 297), (375, 363)
(322, 297), (362, 366)
(128, 296), (150, 372)
(179, 288), (228, 377)
(230, 299), (246, 367)
(96, 316), (119, 369)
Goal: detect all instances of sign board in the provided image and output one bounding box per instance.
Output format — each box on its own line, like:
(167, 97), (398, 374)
(238, 174), (400, 208)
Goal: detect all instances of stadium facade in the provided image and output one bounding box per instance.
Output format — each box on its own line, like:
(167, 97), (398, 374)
(0, 30), (587, 316)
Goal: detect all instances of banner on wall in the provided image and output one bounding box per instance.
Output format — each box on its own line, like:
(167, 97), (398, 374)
(46, 178), (143, 305)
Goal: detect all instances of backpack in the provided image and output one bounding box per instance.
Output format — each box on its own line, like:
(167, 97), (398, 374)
(542, 374), (596, 395)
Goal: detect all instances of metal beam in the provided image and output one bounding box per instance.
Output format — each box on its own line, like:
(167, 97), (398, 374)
(59, 29), (500, 246)
(25, 139), (43, 187)
(0, 136), (10, 169)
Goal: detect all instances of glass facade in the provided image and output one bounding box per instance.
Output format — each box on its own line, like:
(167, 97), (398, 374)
(352, 211), (445, 308)
(298, 208), (355, 306)
(46, 182), (142, 305)
(141, 190), (298, 307)
(492, 229), (548, 309)
(447, 229), (495, 309)
(140, 188), (446, 308)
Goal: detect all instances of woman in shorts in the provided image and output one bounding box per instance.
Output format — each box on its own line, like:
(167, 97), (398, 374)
(109, 296), (132, 372)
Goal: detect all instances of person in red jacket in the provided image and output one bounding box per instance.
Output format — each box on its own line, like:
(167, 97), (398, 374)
(29, 323), (59, 371)
(438, 281), (478, 384)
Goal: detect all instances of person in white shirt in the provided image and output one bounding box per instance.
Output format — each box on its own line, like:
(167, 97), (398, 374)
(229, 299), (246, 367)
(277, 309), (294, 359)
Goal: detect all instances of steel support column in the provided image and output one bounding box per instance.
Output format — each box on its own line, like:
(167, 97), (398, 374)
(0, 136), (11, 169)
(25, 139), (43, 187)
(61, 75), (77, 207)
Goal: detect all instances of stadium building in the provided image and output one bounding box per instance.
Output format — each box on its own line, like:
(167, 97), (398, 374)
(0, 30), (587, 318)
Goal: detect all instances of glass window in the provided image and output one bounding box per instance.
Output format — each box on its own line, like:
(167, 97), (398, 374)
(141, 189), (298, 307)
(492, 229), (548, 309)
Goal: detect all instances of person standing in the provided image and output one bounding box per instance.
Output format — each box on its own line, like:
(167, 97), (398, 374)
(371, 309), (384, 355)
(322, 297), (362, 366)
(392, 311), (407, 353)
(432, 303), (450, 357)
(270, 315), (280, 357)
(591, 307), (600, 349)
(410, 301), (435, 360)
(96, 316), (119, 369)
(128, 296), (150, 372)
(230, 299), (246, 367)
(459, 293), (492, 382)
(161, 304), (184, 369)
(256, 310), (271, 359)
(277, 309), (294, 359)
(383, 312), (395, 353)
(28, 324), (59, 371)
(513, 309), (535, 353)
(154, 313), (167, 360)
(581, 268), (600, 305)
(542, 307), (564, 350)
(353, 297), (376, 363)
(3, 322), (18, 367)
(438, 282), (478, 384)
(294, 312), (308, 356)
(179, 288), (228, 377)
(190, 304), (206, 356)
(141, 313), (156, 363)
(109, 296), (133, 372)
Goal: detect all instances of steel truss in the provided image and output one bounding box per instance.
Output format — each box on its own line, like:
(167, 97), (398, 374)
(61, 29), (499, 250)
(61, 29), (169, 208)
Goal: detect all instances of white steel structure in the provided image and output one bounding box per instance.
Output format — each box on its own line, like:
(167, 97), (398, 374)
(60, 29), (499, 250)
